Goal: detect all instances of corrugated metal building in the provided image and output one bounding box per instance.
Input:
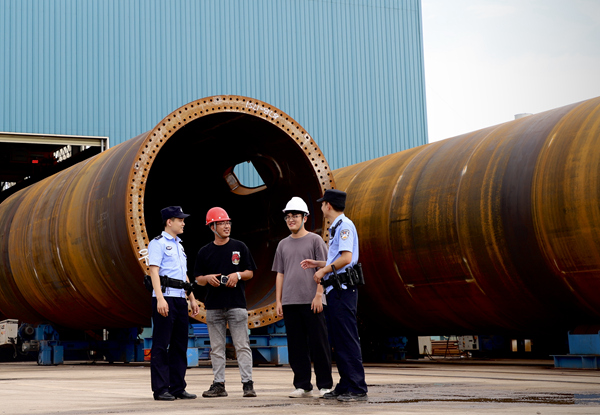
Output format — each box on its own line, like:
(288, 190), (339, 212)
(1, 0), (427, 176)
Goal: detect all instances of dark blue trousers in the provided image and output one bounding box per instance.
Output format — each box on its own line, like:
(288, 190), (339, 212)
(150, 297), (189, 396)
(325, 287), (368, 394)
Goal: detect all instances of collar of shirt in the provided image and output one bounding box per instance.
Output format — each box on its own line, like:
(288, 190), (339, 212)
(161, 230), (181, 243)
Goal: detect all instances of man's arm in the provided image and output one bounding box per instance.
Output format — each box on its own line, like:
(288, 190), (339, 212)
(311, 281), (324, 313)
(275, 272), (284, 317)
(313, 251), (352, 284)
(224, 270), (253, 287)
(150, 265), (169, 317)
(186, 274), (200, 316)
(300, 259), (326, 269)
(195, 274), (221, 287)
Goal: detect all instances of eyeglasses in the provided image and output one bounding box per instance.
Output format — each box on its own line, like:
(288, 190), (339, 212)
(284, 214), (304, 222)
(216, 221), (231, 226)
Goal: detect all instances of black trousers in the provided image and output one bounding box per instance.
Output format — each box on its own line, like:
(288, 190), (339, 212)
(325, 288), (368, 394)
(283, 304), (333, 391)
(150, 296), (189, 396)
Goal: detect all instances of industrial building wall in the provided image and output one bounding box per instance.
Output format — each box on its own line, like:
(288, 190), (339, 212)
(1, 0), (427, 174)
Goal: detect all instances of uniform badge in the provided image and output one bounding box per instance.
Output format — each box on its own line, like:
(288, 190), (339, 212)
(340, 229), (350, 240)
(166, 246), (172, 250)
(232, 251), (240, 265)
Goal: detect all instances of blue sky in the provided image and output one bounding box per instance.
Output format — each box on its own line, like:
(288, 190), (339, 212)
(422, 0), (600, 142)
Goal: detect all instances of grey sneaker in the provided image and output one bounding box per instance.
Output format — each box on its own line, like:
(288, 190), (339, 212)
(202, 382), (228, 398)
(242, 380), (257, 397)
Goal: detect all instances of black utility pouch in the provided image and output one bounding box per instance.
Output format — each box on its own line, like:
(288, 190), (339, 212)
(354, 263), (365, 286)
(143, 275), (153, 292)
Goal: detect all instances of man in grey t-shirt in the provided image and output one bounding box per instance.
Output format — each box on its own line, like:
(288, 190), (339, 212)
(273, 197), (333, 398)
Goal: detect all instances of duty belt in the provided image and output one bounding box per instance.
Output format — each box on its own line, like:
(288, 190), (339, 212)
(144, 274), (196, 296)
(321, 263), (365, 290)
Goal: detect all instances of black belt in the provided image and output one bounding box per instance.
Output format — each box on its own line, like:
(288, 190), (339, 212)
(321, 263), (365, 289)
(144, 275), (195, 295)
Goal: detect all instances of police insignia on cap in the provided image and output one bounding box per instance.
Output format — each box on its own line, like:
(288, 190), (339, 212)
(166, 245), (172, 250)
(340, 229), (350, 240)
(232, 251), (240, 265)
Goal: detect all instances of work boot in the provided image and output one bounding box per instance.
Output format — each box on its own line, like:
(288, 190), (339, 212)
(202, 382), (228, 398)
(242, 380), (257, 397)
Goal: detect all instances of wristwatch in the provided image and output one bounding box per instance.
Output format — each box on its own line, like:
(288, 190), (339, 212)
(236, 272), (241, 281)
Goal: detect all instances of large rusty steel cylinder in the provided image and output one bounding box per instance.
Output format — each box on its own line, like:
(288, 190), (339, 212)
(0, 96), (332, 329)
(334, 96), (600, 334)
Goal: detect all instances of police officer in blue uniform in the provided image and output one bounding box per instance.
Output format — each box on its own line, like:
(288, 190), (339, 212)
(301, 189), (368, 402)
(148, 206), (200, 401)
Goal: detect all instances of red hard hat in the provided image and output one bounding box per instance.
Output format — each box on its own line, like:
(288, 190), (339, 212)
(206, 207), (231, 225)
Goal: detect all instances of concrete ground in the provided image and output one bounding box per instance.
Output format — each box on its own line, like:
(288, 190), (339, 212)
(1, 359), (599, 415)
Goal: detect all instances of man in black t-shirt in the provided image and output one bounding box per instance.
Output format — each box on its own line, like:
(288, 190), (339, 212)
(194, 207), (257, 398)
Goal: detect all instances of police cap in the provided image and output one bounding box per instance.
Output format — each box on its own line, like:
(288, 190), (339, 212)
(316, 189), (346, 209)
(161, 206), (190, 221)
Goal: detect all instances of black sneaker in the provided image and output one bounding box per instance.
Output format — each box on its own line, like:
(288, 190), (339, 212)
(242, 380), (257, 397)
(322, 389), (344, 400)
(337, 392), (368, 402)
(202, 382), (228, 398)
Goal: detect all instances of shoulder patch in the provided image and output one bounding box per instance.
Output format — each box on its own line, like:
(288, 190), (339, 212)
(340, 229), (351, 240)
(153, 235), (163, 240)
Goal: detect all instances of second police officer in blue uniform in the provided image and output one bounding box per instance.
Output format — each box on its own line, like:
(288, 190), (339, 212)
(148, 206), (200, 401)
(301, 189), (368, 402)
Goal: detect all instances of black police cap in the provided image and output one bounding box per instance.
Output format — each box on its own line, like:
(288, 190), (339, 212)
(161, 206), (190, 221)
(316, 189), (346, 209)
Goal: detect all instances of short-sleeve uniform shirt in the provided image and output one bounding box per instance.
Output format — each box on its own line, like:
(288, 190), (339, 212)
(147, 231), (188, 298)
(324, 214), (359, 293)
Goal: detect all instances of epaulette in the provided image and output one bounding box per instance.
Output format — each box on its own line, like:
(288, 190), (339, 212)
(153, 235), (163, 240)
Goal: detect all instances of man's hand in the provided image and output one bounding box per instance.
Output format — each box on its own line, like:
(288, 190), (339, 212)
(313, 268), (326, 284)
(225, 273), (238, 288)
(157, 297), (169, 317)
(301, 259), (319, 269)
(276, 301), (283, 318)
(189, 298), (200, 316)
(204, 274), (221, 287)
(311, 294), (323, 314)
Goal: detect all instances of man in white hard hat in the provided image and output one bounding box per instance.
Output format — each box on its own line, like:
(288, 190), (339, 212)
(272, 197), (333, 398)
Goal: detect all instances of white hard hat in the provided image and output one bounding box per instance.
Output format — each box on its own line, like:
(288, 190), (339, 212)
(283, 197), (309, 215)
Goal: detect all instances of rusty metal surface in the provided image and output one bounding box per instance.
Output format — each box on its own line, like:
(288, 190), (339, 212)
(3, 95), (600, 334)
(334, 97), (600, 334)
(0, 96), (332, 329)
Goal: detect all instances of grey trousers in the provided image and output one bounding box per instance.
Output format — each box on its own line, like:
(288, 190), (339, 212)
(206, 308), (253, 383)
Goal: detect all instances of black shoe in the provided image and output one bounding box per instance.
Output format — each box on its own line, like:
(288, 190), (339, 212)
(242, 380), (257, 397)
(322, 389), (344, 400)
(154, 391), (175, 401)
(337, 392), (368, 402)
(174, 390), (197, 399)
(202, 382), (228, 398)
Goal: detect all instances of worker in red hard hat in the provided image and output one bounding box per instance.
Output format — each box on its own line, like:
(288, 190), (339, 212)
(194, 207), (257, 398)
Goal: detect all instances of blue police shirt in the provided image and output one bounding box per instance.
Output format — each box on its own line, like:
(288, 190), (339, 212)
(148, 231), (187, 298)
(324, 214), (359, 294)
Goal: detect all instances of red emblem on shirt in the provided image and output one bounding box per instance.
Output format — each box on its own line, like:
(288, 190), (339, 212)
(232, 251), (240, 265)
